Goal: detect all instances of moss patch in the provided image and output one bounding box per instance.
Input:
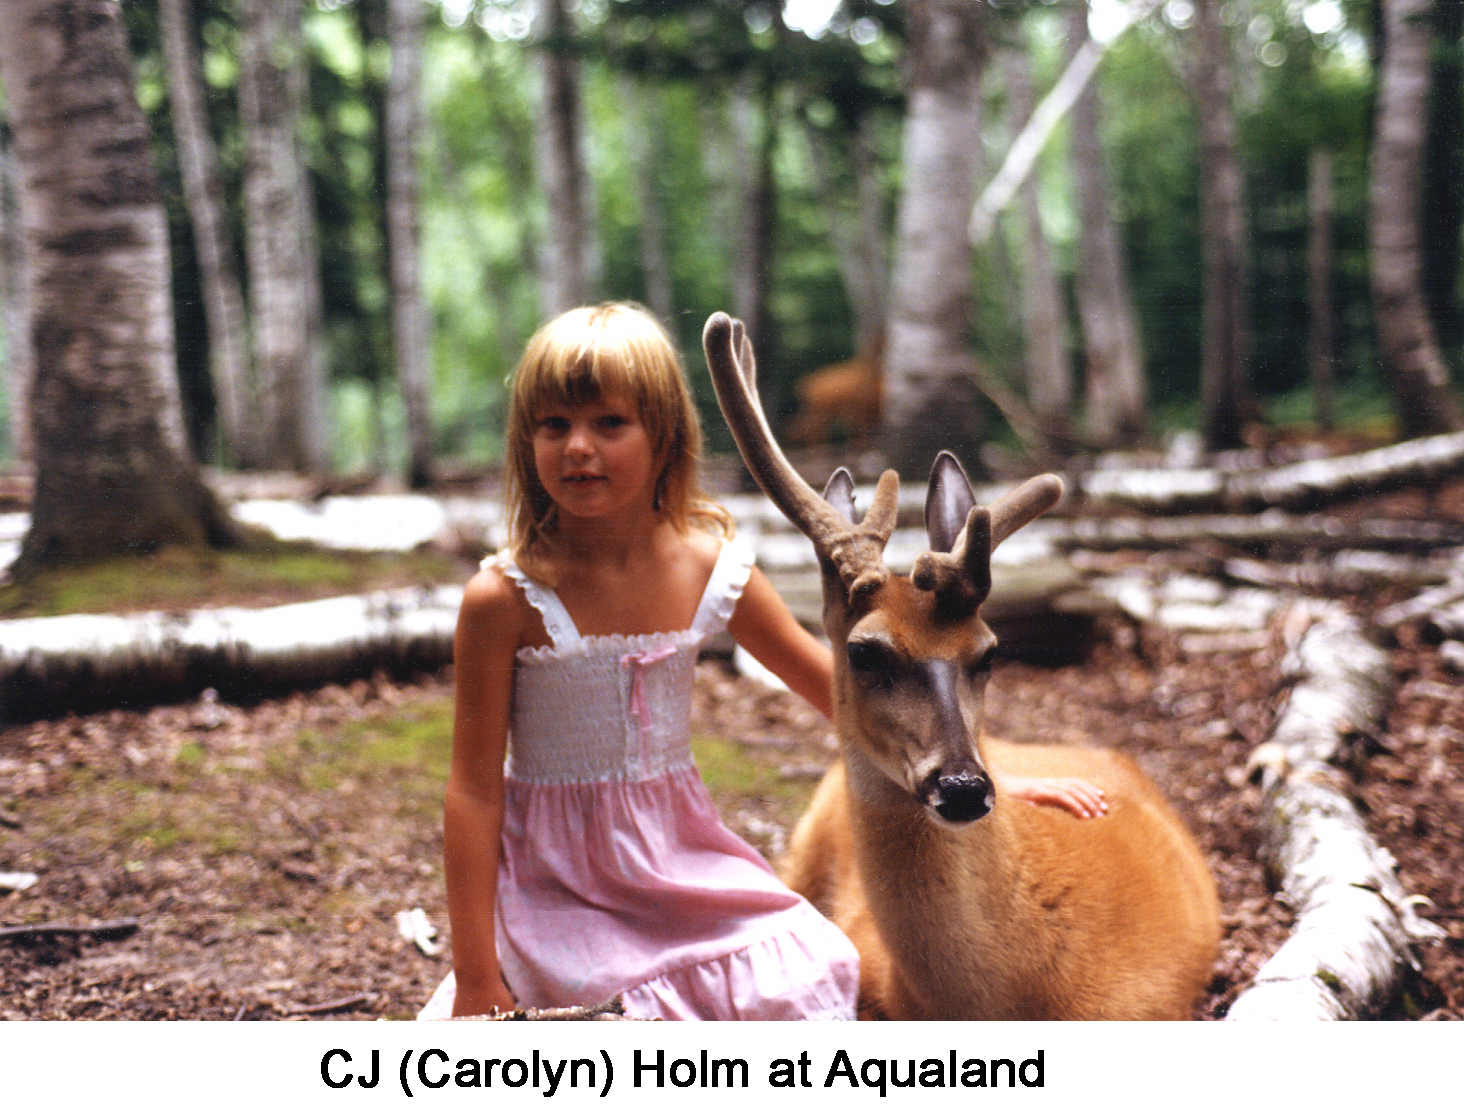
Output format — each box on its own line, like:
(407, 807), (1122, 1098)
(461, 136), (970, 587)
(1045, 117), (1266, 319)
(0, 540), (466, 620)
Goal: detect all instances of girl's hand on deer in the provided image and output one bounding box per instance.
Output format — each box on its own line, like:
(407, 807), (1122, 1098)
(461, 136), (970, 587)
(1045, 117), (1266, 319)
(999, 773), (1108, 819)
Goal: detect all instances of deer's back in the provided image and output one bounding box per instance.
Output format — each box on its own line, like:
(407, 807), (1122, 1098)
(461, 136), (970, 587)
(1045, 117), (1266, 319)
(982, 739), (1221, 1019)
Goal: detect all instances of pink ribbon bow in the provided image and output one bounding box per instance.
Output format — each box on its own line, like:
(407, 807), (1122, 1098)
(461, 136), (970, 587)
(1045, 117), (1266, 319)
(621, 643), (679, 767)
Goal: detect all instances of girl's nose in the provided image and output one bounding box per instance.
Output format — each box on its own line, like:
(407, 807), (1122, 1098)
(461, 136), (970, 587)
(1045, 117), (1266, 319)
(566, 422), (594, 457)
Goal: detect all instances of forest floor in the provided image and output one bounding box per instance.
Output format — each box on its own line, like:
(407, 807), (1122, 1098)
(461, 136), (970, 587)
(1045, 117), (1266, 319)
(1, 618), (1458, 1021)
(1, 462), (1461, 1022)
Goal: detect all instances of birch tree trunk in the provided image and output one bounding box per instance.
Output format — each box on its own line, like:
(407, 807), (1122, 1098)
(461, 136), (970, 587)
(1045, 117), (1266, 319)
(730, 74), (779, 363)
(1065, 3), (1146, 449)
(1002, 40), (1071, 448)
(0, 0), (238, 571)
(158, 0), (257, 469)
(532, 0), (593, 316)
(804, 113), (890, 358)
(1, 125), (31, 463)
(1370, 0), (1464, 437)
(1422, 0), (1464, 353)
(1308, 149), (1336, 432)
(386, 0), (435, 489)
(238, 0), (328, 473)
(881, 0), (989, 477)
(623, 79), (675, 327)
(1191, 0), (1254, 451)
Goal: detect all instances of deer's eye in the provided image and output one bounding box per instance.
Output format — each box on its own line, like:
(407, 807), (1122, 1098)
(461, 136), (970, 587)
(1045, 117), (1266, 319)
(967, 645), (996, 679)
(847, 640), (896, 688)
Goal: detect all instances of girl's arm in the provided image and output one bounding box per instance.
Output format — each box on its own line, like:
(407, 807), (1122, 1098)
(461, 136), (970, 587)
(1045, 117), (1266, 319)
(727, 565), (1106, 819)
(726, 566), (834, 718)
(442, 569), (520, 1017)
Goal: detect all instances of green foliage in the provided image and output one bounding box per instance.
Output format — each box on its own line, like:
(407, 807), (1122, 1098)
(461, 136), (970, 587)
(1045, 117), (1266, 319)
(81, 0), (1440, 476)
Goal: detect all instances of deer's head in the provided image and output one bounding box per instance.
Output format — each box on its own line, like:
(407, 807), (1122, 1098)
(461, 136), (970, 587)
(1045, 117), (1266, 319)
(704, 313), (1062, 825)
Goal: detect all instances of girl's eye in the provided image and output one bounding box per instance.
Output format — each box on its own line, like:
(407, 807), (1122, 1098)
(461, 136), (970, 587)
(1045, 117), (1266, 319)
(538, 415), (570, 433)
(597, 414), (629, 431)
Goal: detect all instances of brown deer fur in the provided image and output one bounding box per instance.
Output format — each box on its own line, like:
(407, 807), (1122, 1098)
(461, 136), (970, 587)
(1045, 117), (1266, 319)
(785, 331), (884, 445)
(703, 311), (1221, 1021)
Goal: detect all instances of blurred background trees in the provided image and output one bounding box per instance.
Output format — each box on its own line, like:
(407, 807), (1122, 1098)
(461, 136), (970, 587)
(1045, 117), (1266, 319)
(2, 0), (1462, 496)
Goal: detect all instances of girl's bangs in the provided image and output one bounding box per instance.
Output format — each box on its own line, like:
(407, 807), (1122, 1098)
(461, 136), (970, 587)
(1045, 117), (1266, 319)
(521, 344), (646, 418)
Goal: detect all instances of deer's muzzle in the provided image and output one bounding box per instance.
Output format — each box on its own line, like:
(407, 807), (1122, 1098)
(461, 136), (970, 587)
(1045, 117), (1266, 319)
(920, 768), (994, 823)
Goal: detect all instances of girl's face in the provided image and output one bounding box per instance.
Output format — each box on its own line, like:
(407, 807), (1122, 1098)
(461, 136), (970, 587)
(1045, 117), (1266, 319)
(531, 393), (658, 523)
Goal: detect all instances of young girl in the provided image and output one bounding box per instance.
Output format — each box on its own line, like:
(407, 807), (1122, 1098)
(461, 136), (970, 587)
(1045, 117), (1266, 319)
(420, 303), (1104, 1021)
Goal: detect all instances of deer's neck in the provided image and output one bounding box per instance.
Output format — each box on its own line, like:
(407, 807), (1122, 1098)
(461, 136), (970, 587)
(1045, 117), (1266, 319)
(842, 744), (1026, 1015)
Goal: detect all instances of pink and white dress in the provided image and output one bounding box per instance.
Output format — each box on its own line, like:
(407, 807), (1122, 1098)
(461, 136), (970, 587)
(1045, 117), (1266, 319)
(419, 539), (859, 1020)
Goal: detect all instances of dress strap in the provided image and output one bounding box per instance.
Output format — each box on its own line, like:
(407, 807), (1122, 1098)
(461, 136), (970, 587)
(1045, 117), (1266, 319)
(486, 553), (581, 649)
(691, 537), (755, 638)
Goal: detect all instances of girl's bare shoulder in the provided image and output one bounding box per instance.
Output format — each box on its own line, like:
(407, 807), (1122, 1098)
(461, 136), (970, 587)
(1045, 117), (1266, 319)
(459, 559), (538, 645)
(681, 524), (726, 569)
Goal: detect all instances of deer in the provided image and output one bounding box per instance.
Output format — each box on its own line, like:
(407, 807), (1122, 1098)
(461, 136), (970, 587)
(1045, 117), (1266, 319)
(702, 312), (1221, 1020)
(784, 329), (884, 445)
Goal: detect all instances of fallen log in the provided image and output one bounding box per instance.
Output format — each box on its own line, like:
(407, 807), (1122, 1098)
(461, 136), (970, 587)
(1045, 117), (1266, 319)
(1419, 601), (1464, 643)
(452, 997), (628, 1022)
(0, 917), (141, 944)
(1226, 603), (1445, 1020)
(0, 587), (463, 721)
(1091, 571), (1282, 633)
(1037, 510), (1464, 554)
(1375, 579), (1464, 631)
(1075, 430), (1464, 515)
(764, 553), (1116, 665)
(1224, 551), (1463, 594)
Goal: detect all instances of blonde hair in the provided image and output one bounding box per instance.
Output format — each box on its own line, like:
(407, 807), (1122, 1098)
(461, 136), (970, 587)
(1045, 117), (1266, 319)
(503, 303), (732, 583)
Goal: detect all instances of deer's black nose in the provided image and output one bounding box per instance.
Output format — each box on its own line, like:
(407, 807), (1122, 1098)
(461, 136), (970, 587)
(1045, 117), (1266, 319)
(927, 771), (993, 823)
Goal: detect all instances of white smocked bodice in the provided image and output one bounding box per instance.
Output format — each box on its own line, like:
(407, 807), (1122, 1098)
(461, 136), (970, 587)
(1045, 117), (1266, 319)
(494, 540), (752, 783)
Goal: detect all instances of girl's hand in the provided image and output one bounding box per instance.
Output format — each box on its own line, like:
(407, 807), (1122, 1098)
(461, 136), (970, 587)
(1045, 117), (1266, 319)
(452, 978), (517, 1018)
(999, 773), (1108, 819)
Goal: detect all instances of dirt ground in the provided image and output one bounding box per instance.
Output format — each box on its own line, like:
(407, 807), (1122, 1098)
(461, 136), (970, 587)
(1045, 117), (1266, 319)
(2, 609), (1459, 1021)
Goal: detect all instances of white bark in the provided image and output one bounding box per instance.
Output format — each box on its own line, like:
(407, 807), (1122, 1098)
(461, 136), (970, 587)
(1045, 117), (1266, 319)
(532, 0), (593, 316)
(969, 0), (1163, 244)
(0, 0), (238, 568)
(0, 587), (462, 719)
(238, 0), (327, 473)
(1192, 0), (1253, 450)
(622, 79), (675, 327)
(1308, 149), (1336, 432)
(1041, 509), (1464, 553)
(158, 0), (255, 468)
(1075, 429), (1464, 513)
(1369, 0), (1464, 436)
(1067, 3), (1147, 447)
(882, 0), (988, 476)
(1001, 42), (1071, 444)
(387, 0), (435, 488)
(1, 129), (31, 463)
(1226, 604), (1444, 1020)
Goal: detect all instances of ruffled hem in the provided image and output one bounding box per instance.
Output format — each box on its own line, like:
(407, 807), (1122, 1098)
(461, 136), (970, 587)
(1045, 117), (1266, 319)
(617, 919), (858, 1020)
(416, 911), (858, 1021)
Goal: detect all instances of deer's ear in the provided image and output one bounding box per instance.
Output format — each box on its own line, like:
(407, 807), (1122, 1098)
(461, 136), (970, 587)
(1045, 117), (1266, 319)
(822, 467), (858, 524)
(926, 451), (975, 554)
